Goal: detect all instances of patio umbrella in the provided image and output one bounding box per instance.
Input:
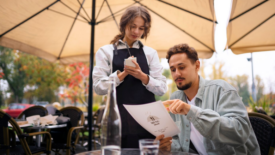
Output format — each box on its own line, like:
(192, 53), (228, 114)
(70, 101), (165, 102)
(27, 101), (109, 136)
(0, 0), (217, 150)
(227, 0), (275, 54)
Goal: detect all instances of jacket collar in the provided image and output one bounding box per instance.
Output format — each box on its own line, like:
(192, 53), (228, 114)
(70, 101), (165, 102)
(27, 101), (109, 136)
(181, 75), (205, 102)
(116, 39), (143, 50)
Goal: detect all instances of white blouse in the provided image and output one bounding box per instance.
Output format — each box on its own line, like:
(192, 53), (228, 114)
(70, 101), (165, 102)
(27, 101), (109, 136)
(92, 40), (167, 96)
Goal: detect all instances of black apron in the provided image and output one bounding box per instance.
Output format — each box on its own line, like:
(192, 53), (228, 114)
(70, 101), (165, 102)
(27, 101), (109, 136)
(112, 43), (156, 148)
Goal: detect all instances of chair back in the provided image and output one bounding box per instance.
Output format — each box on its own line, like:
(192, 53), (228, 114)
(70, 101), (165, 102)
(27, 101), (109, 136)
(17, 105), (48, 119)
(0, 110), (11, 154)
(0, 110), (32, 154)
(249, 112), (275, 155)
(94, 106), (105, 125)
(60, 106), (84, 127)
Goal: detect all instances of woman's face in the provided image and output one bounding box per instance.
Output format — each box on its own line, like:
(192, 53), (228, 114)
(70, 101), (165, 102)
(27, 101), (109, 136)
(124, 16), (145, 42)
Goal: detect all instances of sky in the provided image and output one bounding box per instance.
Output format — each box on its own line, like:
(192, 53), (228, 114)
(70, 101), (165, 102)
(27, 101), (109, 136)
(162, 0), (275, 94)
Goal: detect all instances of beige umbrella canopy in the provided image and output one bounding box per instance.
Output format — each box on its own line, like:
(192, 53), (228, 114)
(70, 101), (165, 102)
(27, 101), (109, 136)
(227, 0), (275, 54)
(0, 0), (216, 64)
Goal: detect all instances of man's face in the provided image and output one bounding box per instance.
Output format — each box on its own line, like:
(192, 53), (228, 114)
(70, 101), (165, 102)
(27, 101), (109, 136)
(169, 53), (200, 90)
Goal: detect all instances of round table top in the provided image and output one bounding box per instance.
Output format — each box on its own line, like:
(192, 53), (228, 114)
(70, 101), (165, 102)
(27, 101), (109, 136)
(76, 148), (198, 155)
(20, 123), (67, 129)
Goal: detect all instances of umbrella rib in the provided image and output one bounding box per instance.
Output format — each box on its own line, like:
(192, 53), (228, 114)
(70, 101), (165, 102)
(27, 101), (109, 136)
(230, 0), (268, 22)
(157, 0), (217, 23)
(96, 13), (123, 24)
(58, 0), (86, 59)
(105, 0), (119, 29)
(95, 0), (105, 21)
(229, 13), (275, 48)
(96, 2), (137, 24)
(48, 9), (89, 24)
(135, 1), (214, 52)
(0, 0), (60, 38)
(59, 1), (89, 23)
(77, 0), (91, 21)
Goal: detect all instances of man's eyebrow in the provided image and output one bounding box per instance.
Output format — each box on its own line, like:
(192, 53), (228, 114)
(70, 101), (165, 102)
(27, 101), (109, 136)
(170, 63), (185, 69)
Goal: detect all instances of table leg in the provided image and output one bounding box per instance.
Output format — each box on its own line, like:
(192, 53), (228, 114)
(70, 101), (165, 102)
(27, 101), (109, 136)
(36, 128), (41, 147)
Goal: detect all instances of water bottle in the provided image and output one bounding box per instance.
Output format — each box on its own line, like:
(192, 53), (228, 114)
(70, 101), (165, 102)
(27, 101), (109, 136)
(101, 77), (121, 154)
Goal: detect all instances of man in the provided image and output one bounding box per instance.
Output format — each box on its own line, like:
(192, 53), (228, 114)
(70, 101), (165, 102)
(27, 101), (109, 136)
(157, 44), (260, 155)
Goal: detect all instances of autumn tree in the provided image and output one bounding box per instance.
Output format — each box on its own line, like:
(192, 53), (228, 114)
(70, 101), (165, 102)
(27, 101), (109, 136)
(19, 53), (68, 103)
(209, 61), (227, 81)
(0, 47), (26, 102)
(229, 75), (250, 106)
(255, 75), (264, 102)
(61, 62), (89, 106)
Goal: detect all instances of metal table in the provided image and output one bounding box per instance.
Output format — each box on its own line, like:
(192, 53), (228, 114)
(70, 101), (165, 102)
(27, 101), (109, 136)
(76, 148), (198, 155)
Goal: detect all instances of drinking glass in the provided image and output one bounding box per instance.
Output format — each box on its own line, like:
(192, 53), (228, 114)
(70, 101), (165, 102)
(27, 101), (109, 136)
(139, 139), (160, 155)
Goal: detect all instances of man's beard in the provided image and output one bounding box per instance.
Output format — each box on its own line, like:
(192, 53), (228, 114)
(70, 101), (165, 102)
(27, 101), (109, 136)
(177, 82), (192, 90)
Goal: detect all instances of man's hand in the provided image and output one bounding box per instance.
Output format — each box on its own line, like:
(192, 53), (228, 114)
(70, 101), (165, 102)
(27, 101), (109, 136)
(155, 135), (172, 151)
(124, 60), (149, 84)
(163, 99), (191, 115)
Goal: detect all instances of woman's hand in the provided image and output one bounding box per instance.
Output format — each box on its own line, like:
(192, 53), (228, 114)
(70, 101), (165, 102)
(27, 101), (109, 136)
(117, 71), (128, 82)
(124, 60), (149, 85)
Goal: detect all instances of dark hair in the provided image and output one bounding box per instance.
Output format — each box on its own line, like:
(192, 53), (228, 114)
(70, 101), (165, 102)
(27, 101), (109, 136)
(110, 6), (151, 44)
(166, 44), (198, 64)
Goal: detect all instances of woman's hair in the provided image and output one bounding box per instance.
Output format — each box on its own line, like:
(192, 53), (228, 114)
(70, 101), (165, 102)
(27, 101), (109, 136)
(166, 44), (198, 64)
(110, 6), (151, 44)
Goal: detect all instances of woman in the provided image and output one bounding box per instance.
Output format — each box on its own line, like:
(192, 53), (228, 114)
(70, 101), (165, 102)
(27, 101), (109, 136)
(93, 6), (167, 148)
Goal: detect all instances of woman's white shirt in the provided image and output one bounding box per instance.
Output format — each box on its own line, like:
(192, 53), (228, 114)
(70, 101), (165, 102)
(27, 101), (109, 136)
(92, 40), (167, 96)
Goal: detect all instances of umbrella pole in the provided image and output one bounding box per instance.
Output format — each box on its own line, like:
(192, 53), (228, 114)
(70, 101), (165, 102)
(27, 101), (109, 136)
(88, 0), (96, 151)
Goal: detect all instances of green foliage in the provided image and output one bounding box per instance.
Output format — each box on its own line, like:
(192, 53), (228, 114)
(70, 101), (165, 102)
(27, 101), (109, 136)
(249, 96), (272, 115)
(228, 75), (250, 106)
(0, 47), (26, 102)
(255, 75), (264, 102)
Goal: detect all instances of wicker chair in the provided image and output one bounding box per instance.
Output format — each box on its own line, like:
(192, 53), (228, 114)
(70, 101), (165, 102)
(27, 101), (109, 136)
(0, 110), (51, 155)
(50, 106), (84, 155)
(248, 112), (275, 155)
(80, 106), (105, 149)
(17, 106), (48, 119)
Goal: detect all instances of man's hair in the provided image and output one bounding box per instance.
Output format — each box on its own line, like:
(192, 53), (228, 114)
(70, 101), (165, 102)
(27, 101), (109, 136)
(166, 44), (198, 64)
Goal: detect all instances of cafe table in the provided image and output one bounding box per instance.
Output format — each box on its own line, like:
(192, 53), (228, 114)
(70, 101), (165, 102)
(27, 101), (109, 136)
(76, 148), (198, 155)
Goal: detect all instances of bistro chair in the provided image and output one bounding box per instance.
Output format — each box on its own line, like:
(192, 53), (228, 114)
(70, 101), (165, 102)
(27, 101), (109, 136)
(0, 110), (51, 155)
(248, 112), (275, 155)
(17, 105), (48, 145)
(81, 106), (105, 149)
(17, 106), (48, 119)
(50, 106), (84, 155)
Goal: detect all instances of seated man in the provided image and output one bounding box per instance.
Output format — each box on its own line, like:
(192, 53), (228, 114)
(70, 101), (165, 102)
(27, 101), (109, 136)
(158, 44), (260, 155)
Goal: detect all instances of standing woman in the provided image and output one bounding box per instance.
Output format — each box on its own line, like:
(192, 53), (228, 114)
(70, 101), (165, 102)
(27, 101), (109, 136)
(93, 6), (167, 148)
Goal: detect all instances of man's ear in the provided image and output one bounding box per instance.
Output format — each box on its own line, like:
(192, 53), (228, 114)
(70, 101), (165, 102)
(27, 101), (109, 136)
(195, 60), (200, 71)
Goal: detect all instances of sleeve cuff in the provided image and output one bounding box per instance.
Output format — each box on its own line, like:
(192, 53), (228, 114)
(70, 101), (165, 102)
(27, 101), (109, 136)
(109, 70), (123, 86)
(142, 75), (156, 87)
(186, 105), (201, 123)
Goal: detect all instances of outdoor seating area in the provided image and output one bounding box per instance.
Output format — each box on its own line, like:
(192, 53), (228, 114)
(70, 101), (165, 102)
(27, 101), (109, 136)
(0, 105), (98, 155)
(0, 0), (275, 155)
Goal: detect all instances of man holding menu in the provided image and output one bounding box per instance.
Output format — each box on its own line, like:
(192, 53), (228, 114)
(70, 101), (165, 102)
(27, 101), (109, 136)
(158, 44), (260, 155)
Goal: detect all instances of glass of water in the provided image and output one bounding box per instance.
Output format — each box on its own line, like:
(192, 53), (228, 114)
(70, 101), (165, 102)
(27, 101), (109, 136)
(139, 139), (160, 155)
(33, 118), (40, 127)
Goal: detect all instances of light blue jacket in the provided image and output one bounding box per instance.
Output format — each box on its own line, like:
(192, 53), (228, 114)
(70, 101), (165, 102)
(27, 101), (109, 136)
(170, 76), (260, 155)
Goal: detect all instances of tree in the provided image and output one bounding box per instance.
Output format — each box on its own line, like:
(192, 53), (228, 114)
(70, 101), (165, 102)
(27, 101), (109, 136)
(209, 61), (227, 81)
(17, 52), (68, 103)
(0, 47), (26, 102)
(61, 62), (89, 106)
(229, 75), (250, 106)
(255, 75), (264, 102)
